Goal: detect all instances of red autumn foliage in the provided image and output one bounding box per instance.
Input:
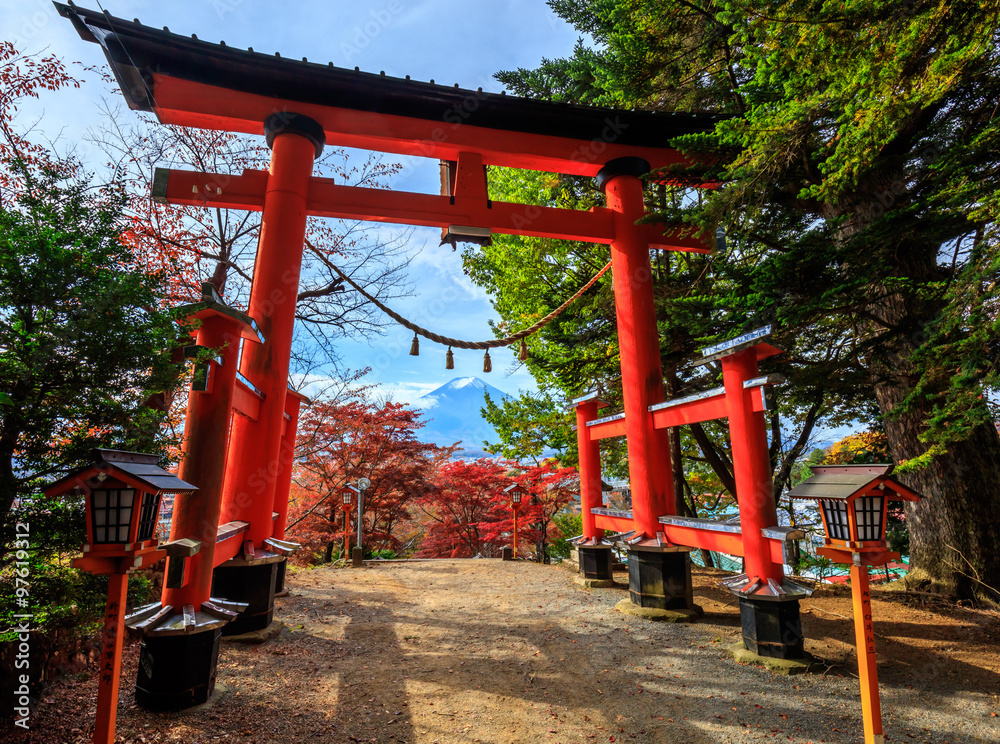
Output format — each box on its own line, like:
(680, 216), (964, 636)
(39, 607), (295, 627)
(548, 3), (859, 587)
(287, 385), (452, 563)
(0, 41), (80, 189)
(478, 462), (578, 561)
(414, 459), (515, 559)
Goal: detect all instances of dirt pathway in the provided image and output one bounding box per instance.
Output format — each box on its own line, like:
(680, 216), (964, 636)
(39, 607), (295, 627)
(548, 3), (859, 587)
(9, 560), (1000, 743)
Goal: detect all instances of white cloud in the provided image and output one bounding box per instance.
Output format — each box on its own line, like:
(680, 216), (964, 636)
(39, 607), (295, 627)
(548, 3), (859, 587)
(379, 381), (441, 407)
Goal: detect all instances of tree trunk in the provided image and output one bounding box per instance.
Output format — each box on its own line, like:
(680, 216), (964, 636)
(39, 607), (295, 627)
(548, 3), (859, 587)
(873, 381), (1000, 600)
(866, 278), (1000, 600)
(0, 449), (18, 563)
(324, 501), (337, 563)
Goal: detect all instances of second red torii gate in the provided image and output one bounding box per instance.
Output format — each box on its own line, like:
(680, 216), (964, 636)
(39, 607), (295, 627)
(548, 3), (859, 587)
(573, 327), (811, 655)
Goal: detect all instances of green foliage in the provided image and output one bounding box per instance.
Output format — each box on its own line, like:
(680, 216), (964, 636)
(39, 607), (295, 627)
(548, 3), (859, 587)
(0, 559), (156, 642)
(548, 511), (583, 560)
(795, 551), (835, 583)
(491, 0), (1000, 595)
(0, 158), (185, 557)
(481, 390), (573, 464)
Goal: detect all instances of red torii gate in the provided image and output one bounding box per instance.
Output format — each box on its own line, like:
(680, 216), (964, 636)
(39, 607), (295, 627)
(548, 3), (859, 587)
(572, 327), (810, 655)
(58, 1), (806, 709)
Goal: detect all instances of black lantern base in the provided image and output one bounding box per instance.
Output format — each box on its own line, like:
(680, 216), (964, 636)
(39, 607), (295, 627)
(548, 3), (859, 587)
(738, 596), (805, 659)
(134, 627), (221, 711)
(627, 550), (693, 611)
(211, 562), (278, 636)
(578, 546), (613, 580)
(274, 558), (287, 594)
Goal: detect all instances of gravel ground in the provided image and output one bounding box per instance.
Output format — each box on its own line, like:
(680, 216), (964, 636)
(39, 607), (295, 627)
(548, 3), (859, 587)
(6, 560), (999, 743)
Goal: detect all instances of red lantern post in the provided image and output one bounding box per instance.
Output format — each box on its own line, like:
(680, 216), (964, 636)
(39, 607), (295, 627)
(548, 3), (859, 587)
(505, 484), (527, 559)
(44, 450), (195, 744)
(789, 465), (921, 744)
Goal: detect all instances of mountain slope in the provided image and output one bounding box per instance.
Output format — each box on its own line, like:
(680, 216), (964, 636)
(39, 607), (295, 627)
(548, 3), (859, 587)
(417, 377), (510, 457)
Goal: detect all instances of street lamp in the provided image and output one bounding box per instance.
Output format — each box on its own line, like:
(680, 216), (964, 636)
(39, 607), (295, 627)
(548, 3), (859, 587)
(353, 477), (370, 567)
(504, 484), (528, 559)
(788, 464), (921, 744)
(44, 449), (196, 744)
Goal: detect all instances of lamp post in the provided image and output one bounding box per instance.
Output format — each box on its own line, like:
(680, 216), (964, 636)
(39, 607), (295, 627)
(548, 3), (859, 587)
(788, 465), (921, 744)
(353, 477), (370, 567)
(504, 484), (527, 559)
(44, 450), (196, 744)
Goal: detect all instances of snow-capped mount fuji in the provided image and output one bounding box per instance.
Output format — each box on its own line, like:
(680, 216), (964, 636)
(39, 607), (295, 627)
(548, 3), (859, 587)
(417, 377), (511, 457)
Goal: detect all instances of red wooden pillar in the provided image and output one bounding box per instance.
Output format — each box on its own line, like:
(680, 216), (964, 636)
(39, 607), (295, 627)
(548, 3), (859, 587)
(222, 114), (324, 545)
(164, 298), (255, 609)
(271, 389), (307, 539)
(575, 398), (605, 540)
(850, 564), (884, 744)
(721, 348), (782, 584)
(92, 571), (128, 744)
(599, 158), (673, 537)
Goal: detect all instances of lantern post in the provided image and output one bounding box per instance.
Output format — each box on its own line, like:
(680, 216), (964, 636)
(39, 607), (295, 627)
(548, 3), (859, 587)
(504, 484), (527, 559)
(788, 464), (921, 744)
(340, 486), (358, 559)
(44, 450), (196, 744)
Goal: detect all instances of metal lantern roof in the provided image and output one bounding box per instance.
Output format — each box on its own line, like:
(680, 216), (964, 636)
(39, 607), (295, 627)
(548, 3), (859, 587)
(45, 449), (197, 497)
(786, 465), (920, 503)
(174, 282), (265, 344)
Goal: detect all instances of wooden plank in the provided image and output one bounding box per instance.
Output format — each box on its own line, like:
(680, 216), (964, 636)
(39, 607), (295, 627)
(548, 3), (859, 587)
(593, 514), (634, 532)
(587, 417), (627, 440)
(232, 376), (262, 420)
(651, 393), (729, 429)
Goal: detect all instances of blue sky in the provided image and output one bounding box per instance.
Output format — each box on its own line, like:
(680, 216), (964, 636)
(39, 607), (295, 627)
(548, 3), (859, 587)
(3, 0), (583, 404)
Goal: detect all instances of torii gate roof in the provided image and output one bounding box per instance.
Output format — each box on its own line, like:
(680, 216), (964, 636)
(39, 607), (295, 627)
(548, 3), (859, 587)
(57, 3), (719, 177)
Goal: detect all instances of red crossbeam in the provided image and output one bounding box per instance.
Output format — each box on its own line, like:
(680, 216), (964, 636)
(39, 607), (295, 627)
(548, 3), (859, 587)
(150, 76), (695, 178)
(232, 377), (262, 421)
(593, 514), (636, 532)
(586, 388), (767, 442)
(155, 168), (712, 253)
(658, 524), (787, 564)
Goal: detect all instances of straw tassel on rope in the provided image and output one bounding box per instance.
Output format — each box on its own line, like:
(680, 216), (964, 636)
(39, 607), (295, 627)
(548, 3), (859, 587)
(304, 239), (612, 365)
(483, 349), (492, 373)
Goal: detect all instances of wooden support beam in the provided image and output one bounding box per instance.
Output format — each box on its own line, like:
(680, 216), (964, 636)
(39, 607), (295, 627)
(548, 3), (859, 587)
(232, 375), (262, 420)
(153, 168), (712, 253)
(593, 514), (635, 532)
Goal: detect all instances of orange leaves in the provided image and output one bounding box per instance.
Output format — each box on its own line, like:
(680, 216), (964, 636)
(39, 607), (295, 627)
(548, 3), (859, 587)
(288, 383), (450, 560)
(0, 41), (80, 193)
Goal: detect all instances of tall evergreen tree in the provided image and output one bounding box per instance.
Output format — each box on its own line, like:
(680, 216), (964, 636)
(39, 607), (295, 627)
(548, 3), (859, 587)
(0, 159), (185, 548)
(493, 0), (1000, 598)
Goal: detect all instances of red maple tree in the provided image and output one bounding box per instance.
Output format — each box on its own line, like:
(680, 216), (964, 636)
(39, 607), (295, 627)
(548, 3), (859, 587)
(500, 462), (579, 563)
(287, 385), (451, 562)
(414, 459), (515, 558)
(0, 42), (80, 194)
